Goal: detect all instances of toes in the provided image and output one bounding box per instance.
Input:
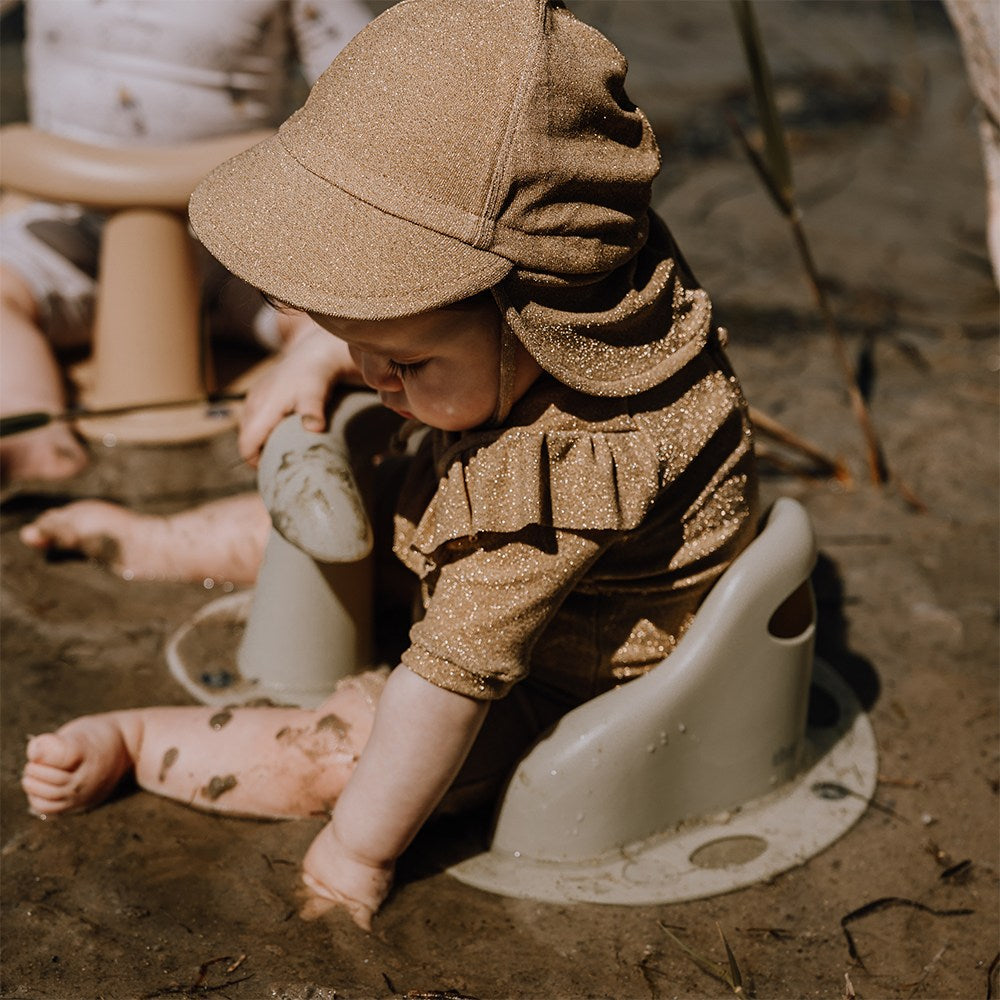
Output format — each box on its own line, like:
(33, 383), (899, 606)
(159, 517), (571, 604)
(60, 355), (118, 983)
(19, 522), (50, 549)
(0, 426), (86, 484)
(19, 511), (77, 550)
(21, 773), (70, 803)
(26, 732), (83, 770)
(21, 503), (125, 565)
(22, 760), (75, 787)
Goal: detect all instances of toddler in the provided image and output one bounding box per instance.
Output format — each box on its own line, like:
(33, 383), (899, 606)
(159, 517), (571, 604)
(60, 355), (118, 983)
(22, 0), (759, 930)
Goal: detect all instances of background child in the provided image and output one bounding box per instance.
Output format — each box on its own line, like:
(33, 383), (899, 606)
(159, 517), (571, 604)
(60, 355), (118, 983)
(22, 0), (758, 930)
(2, 0), (370, 484)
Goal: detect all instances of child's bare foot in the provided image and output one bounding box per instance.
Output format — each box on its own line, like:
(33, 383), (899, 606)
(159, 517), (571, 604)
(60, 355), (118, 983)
(1, 424), (88, 484)
(21, 716), (136, 816)
(19, 493), (269, 584)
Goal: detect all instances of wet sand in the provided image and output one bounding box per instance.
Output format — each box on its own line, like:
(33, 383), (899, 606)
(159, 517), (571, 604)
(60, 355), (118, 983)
(2, 2), (998, 997)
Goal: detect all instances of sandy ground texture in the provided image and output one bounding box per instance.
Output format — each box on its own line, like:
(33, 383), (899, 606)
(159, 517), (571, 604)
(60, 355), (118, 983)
(1, 2), (998, 998)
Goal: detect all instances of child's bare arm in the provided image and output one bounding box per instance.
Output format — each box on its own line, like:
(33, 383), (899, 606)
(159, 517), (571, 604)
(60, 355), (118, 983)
(300, 666), (489, 929)
(238, 327), (362, 466)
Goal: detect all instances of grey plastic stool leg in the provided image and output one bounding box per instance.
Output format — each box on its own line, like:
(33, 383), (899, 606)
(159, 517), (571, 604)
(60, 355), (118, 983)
(237, 394), (379, 706)
(167, 392), (382, 707)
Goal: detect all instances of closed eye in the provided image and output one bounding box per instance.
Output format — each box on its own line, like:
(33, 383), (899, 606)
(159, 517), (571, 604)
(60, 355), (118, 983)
(385, 358), (428, 379)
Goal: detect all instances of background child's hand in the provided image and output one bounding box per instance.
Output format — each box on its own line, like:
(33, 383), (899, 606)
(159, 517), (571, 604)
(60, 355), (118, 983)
(299, 819), (394, 932)
(238, 328), (355, 466)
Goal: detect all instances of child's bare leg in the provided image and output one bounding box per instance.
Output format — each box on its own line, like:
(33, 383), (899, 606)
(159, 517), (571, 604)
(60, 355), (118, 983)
(21, 670), (387, 819)
(19, 492), (270, 584)
(0, 265), (88, 483)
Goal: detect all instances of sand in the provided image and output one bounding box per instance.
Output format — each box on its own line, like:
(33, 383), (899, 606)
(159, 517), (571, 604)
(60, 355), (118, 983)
(1, 2), (997, 997)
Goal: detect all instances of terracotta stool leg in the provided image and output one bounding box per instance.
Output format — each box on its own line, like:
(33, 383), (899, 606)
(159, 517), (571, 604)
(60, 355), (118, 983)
(88, 208), (204, 409)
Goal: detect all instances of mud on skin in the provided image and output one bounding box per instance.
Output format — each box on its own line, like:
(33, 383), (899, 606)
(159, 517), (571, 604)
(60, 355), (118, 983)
(201, 774), (238, 801)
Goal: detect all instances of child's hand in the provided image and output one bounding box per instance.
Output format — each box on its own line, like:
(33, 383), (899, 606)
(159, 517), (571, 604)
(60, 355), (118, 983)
(238, 328), (354, 467)
(299, 819), (394, 932)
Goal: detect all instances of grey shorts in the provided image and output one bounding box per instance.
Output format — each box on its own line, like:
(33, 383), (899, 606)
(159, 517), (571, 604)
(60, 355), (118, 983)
(0, 201), (280, 350)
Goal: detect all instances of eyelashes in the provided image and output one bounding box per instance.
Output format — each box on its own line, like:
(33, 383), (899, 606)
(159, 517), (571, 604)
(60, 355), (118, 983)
(385, 359), (428, 379)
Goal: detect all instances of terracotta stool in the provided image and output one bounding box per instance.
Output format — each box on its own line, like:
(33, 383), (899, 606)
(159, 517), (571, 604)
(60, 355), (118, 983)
(0, 124), (270, 442)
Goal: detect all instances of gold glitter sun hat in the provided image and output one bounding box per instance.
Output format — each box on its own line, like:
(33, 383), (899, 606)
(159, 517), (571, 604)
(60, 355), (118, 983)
(190, 0), (711, 396)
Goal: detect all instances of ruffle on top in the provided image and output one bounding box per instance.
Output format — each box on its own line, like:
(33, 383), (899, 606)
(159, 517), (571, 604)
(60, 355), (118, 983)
(394, 406), (671, 578)
(394, 360), (741, 580)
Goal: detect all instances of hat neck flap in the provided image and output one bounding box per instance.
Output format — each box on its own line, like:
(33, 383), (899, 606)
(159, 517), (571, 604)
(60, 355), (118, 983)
(493, 215), (715, 398)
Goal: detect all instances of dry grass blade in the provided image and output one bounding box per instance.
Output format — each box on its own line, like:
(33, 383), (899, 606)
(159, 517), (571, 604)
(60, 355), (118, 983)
(660, 923), (727, 982)
(717, 922), (745, 993)
(660, 921), (754, 996)
(749, 405), (852, 482)
(729, 0), (793, 209)
(728, 0), (903, 495)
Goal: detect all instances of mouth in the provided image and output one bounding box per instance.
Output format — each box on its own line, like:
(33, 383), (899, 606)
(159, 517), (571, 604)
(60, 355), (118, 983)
(380, 396), (414, 420)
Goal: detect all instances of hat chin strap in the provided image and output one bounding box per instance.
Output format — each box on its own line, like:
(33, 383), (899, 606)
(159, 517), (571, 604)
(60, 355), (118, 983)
(488, 320), (520, 426)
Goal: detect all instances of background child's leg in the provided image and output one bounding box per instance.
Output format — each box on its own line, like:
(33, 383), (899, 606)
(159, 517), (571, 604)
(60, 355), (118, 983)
(22, 669), (387, 819)
(20, 492), (271, 584)
(0, 264), (87, 483)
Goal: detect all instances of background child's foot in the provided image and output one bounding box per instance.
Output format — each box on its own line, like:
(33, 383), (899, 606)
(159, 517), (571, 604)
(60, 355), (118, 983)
(19, 494), (268, 584)
(20, 500), (164, 577)
(21, 717), (134, 816)
(1, 424), (88, 484)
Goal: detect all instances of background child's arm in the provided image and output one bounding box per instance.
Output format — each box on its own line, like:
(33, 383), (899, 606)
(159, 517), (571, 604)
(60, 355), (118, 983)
(300, 665), (489, 930)
(238, 327), (363, 466)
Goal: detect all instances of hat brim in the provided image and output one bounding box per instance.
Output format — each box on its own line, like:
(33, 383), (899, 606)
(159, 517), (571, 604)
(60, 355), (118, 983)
(189, 132), (514, 320)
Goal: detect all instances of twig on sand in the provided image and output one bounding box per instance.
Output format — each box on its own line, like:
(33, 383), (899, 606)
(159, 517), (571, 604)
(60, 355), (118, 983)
(141, 974), (254, 998)
(839, 897), (974, 969)
(381, 974), (479, 1000)
(140, 954), (254, 998)
(750, 405), (851, 482)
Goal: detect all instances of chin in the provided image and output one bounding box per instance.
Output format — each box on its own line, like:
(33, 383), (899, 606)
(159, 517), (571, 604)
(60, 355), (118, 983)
(436, 414), (491, 432)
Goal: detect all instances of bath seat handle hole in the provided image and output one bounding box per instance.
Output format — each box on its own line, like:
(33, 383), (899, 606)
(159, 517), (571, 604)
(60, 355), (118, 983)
(767, 579), (814, 640)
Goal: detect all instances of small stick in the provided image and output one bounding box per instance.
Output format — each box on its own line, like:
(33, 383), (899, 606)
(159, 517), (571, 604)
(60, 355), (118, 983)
(0, 392), (246, 437)
(749, 405), (851, 483)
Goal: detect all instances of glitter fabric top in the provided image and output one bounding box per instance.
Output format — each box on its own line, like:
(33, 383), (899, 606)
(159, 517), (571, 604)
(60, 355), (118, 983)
(393, 336), (759, 704)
